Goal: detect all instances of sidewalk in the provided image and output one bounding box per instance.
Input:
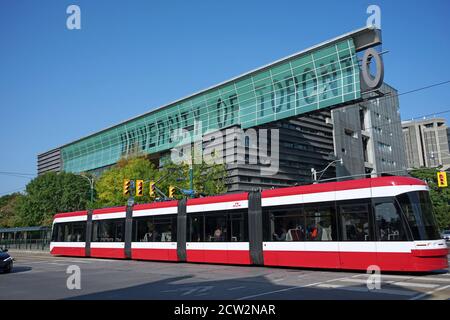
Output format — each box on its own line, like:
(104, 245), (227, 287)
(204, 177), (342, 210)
(7, 249), (51, 256)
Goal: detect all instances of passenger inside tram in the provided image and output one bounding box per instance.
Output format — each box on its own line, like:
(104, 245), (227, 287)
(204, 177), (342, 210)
(144, 222), (160, 242)
(214, 226), (223, 240)
(273, 225), (288, 241)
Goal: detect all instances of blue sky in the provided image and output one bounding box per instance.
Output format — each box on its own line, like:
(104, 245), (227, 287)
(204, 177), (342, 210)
(0, 0), (449, 195)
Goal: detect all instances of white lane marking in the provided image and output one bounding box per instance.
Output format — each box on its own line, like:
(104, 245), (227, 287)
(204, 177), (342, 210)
(355, 273), (450, 283)
(87, 258), (121, 262)
(316, 283), (416, 297)
(228, 286), (245, 291)
(339, 278), (380, 284)
(391, 282), (440, 289)
(379, 275), (450, 283)
(419, 277), (450, 283)
(355, 274), (413, 280)
(410, 284), (450, 300)
(163, 286), (214, 296)
(338, 278), (439, 289)
(236, 274), (362, 300)
(51, 259), (92, 264)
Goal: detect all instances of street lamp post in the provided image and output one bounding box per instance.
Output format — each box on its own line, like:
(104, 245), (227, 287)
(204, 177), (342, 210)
(79, 174), (95, 203)
(311, 158), (343, 184)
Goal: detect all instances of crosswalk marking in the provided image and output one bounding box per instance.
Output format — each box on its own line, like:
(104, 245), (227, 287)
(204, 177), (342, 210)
(410, 284), (450, 300)
(54, 259), (92, 264)
(338, 278), (440, 289)
(228, 286), (245, 291)
(355, 273), (450, 283)
(384, 275), (450, 283)
(390, 281), (440, 289)
(315, 283), (417, 296)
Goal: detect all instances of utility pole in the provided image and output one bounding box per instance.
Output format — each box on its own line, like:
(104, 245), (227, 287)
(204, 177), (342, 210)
(188, 140), (195, 197)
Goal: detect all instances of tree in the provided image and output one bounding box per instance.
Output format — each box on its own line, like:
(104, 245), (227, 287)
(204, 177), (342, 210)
(0, 193), (24, 228)
(94, 156), (228, 207)
(157, 161), (228, 198)
(15, 172), (91, 226)
(192, 161), (228, 196)
(94, 156), (159, 207)
(409, 168), (450, 230)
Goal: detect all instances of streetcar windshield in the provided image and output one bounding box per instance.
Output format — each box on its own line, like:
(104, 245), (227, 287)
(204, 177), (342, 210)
(396, 191), (441, 240)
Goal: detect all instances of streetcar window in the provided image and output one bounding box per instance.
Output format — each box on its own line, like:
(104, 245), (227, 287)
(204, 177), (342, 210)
(51, 222), (86, 242)
(339, 201), (371, 241)
(92, 219), (125, 242)
(373, 200), (408, 241)
(304, 205), (336, 241)
(132, 215), (177, 242)
(205, 214), (227, 242)
(267, 207), (304, 241)
(264, 203), (337, 242)
(51, 224), (63, 242)
(187, 210), (248, 242)
(229, 213), (248, 242)
(396, 191), (440, 240)
(188, 215), (204, 242)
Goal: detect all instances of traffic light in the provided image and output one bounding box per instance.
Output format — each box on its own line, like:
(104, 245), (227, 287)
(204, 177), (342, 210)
(169, 185), (175, 198)
(437, 171), (448, 188)
(123, 179), (131, 196)
(136, 180), (144, 196)
(149, 181), (155, 197)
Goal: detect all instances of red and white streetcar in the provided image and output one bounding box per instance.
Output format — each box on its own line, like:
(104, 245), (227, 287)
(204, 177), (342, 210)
(50, 176), (448, 272)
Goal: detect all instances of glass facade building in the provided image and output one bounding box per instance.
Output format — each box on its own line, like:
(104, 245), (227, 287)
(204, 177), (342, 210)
(38, 27), (384, 192)
(59, 38), (361, 174)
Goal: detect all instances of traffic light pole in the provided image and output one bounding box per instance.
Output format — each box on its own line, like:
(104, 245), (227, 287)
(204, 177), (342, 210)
(153, 185), (169, 200)
(189, 164), (194, 198)
(127, 180), (135, 206)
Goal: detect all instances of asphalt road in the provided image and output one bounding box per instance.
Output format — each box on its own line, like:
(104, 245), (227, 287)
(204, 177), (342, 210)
(1, 250), (449, 300)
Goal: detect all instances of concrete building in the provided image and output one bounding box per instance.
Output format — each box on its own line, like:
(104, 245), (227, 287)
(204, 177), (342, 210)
(332, 83), (408, 179)
(402, 118), (450, 170)
(205, 111), (336, 192)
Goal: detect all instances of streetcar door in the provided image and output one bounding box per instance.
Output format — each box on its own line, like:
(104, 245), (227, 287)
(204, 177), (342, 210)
(337, 199), (377, 270)
(372, 198), (410, 271)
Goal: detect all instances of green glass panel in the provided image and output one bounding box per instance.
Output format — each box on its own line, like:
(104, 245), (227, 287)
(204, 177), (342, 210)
(61, 38), (361, 172)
